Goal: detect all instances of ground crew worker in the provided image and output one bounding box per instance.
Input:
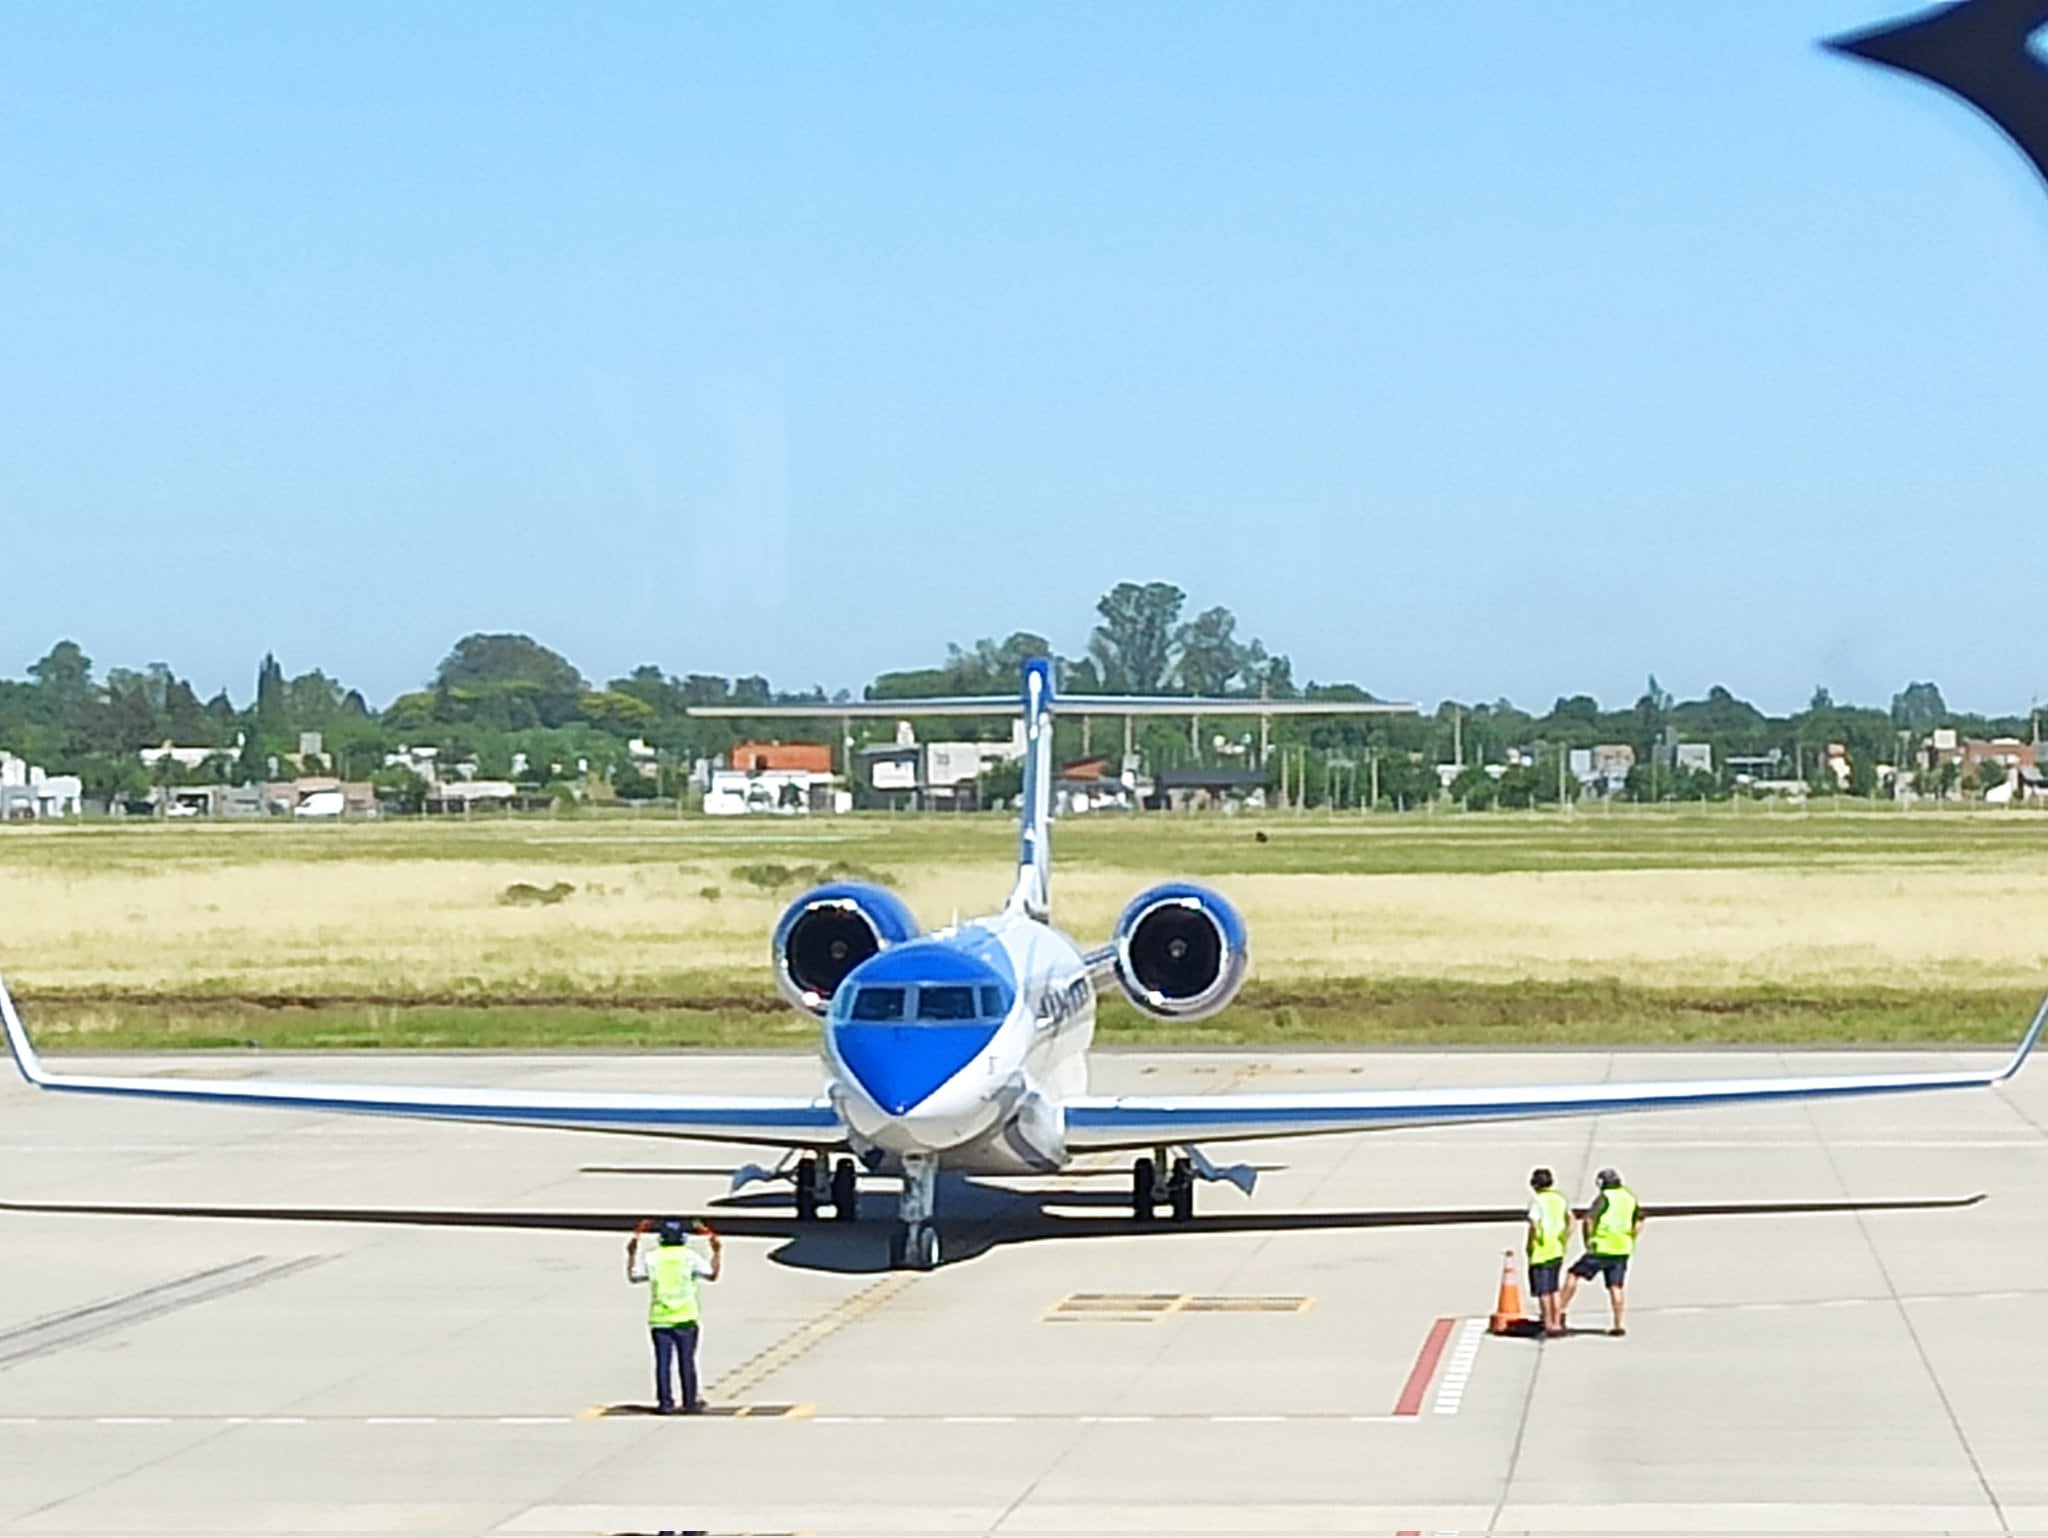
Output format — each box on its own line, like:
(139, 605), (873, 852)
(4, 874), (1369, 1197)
(1524, 1167), (1570, 1337)
(1561, 1168), (1642, 1336)
(626, 1216), (722, 1413)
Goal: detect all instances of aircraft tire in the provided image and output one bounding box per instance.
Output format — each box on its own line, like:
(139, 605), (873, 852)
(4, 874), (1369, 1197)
(831, 1158), (858, 1221)
(914, 1223), (941, 1271)
(795, 1156), (821, 1221)
(1168, 1158), (1194, 1223)
(1132, 1157), (1157, 1220)
(888, 1227), (908, 1269)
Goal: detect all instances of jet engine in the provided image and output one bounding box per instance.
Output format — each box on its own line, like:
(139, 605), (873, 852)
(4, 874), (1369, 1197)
(1109, 882), (1248, 1022)
(772, 883), (921, 1016)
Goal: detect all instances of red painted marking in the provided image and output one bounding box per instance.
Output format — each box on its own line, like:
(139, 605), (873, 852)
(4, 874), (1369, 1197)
(1392, 1315), (1456, 1416)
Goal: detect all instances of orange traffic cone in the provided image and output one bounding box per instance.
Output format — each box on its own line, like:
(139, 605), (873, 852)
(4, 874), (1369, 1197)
(1489, 1249), (1526, 1336)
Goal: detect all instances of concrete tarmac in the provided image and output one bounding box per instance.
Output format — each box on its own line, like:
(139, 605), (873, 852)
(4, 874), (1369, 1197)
(1, 1045), (2044, 1537)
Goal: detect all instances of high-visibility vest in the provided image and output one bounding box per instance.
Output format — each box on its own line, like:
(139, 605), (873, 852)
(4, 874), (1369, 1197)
(647, 1246), (701, 1326)
(1527, 1188), (1569, 1264)
(1588, 1186), (1639, 1257)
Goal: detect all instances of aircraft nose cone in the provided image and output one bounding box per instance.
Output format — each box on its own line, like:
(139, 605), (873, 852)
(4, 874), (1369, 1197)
(833, 1022), (997, 1116)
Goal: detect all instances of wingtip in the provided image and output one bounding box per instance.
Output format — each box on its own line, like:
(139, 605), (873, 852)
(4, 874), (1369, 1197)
(1992, 992), (2048, 1083)
(0, 974), (50, 1087)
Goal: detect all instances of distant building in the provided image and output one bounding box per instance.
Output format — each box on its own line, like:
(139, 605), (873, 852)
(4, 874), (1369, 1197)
(138, 742), (225, 773)
(1725, 752), (1783, 786)
(1673, 742), (1713, 775)
(1148, 767), (1267, 813)
(702, 768), (847, 816)
(1985, 765), (2048, 805)
(1959, 737), (2036, 777)
(855, 727), (1025, 811)
(1572, 741), (1638, 794)
(728, 740), (834, 775)
(1056, 757), (1135, 814)
(420, 779), (524, 815)
(0, 752), (82, 819)
(262, 777), (378, 818)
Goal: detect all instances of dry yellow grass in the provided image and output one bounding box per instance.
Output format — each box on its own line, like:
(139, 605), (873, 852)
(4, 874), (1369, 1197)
(3, 850), (2044, 997)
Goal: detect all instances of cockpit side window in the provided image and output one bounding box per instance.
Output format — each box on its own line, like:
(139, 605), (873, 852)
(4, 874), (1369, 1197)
(915, 984), (980, 1022)
(980, 985), (1004, 1018)
(850, 986), (907, 1022)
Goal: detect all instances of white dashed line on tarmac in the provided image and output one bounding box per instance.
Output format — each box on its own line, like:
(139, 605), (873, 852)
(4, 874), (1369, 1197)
(1, 1408), (1479, 1428)
(1431, 1318), (1487, 1416)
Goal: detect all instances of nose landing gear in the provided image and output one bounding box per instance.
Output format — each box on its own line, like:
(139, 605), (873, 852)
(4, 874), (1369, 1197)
(888, 1152), (941, 1270)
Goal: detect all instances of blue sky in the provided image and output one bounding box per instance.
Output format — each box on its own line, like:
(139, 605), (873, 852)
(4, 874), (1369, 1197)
(4, 3), (2044, 714)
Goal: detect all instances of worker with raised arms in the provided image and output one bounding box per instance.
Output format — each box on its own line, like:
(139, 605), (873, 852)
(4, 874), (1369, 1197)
(626, 1216), (722, 1413)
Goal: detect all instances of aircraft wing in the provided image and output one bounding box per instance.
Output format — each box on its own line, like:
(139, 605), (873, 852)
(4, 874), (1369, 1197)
(1063, 998), (2046, 1152)
(0, 977), (845, 1152)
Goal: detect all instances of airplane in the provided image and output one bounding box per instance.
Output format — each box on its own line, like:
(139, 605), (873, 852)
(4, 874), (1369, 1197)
(2, 657), (2042, 1271)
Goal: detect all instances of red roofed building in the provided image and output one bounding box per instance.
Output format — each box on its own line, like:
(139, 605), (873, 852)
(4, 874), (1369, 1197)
(728, 740), (834, 775)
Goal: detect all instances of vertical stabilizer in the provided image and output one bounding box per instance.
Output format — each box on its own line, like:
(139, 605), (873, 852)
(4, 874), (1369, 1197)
(1007, 658), (1056, 919)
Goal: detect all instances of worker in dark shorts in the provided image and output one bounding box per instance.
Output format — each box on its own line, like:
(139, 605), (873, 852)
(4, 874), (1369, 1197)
(1562, 1168), (1642, 1336)
(1524, 1167), (1570, 1337)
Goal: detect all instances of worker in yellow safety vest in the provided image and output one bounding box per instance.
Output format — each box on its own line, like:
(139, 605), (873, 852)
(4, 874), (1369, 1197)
(1524, 1167), (1570, 1337)
(627, 1216), (723, 1413)
(1561, 1168), (1643, 1337)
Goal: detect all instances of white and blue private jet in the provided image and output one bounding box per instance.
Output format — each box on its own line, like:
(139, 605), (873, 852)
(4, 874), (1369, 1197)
(2, 659), (2042, 1269)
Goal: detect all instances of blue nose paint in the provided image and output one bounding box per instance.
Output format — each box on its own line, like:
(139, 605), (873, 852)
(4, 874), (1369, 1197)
(834, 1022), (997, 1115)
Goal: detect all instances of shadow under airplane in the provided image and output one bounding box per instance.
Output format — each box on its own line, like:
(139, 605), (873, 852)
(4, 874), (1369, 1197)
(0, 1182), (1986, 1274)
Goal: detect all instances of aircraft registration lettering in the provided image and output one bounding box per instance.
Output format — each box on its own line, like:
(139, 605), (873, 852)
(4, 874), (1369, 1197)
(1034, 977), (1090, 1033)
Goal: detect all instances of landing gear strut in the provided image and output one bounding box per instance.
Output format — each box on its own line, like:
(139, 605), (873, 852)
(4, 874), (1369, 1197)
(1131, 1148), (1195, 1223)
(889, 1152), (940, 1270)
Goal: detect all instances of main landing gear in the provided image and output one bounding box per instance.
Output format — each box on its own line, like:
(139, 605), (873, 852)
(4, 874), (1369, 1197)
(888, 1152), (941, 1271)
(1131, 1148), (1195, 1223)
(794, 1155), (861, 1223)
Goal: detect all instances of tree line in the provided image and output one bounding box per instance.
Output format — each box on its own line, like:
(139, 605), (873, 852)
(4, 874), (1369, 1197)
(0, 581), (2035, 809)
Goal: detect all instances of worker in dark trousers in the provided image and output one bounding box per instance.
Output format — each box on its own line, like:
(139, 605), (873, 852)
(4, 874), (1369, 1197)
(1562, 1168), (1643, 1336)
(626, 1216), (722, 1413)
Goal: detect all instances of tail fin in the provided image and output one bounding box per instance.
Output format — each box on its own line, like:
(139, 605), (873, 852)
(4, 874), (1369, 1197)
(1006, 658), (1056, 920)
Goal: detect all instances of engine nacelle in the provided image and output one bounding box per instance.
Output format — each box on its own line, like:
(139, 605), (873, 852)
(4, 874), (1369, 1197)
(772, 883), (921, 1016)
(1110, 882), (1248, 1022)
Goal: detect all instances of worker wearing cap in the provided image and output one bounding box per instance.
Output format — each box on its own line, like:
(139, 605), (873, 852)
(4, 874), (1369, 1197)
(1562, 1168), (1642, 1336)
(1525, 1167), (1570, 1337)
(626, 1216), (722, 1413)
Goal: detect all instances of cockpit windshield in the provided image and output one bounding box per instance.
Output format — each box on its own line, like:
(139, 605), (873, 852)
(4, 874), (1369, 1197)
(915, 985), (979, 1022)
(834, 978), (1011, 1024)
(848, 986), (906, 1022)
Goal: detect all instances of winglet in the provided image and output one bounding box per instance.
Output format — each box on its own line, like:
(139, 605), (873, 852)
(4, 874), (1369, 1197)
(1992, 991), (2048, 1084)
(0, 974), (52, 1088)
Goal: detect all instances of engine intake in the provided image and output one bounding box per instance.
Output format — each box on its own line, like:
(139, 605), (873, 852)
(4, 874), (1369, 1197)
(1111, 882), (1248, 1021)
(772, 883), (921, 1016)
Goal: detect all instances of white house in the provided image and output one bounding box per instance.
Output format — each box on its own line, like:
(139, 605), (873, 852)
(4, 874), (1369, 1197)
(0, 753), (82, 819)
